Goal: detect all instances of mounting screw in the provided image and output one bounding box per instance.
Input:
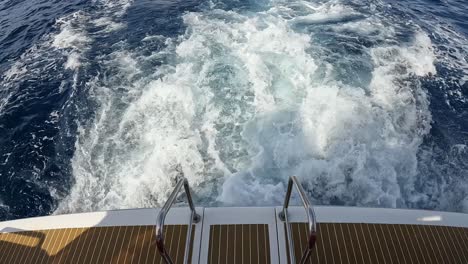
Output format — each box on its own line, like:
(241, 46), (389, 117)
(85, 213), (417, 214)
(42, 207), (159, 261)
(193, 213), (201, 223)
(279, 211), (286, 221)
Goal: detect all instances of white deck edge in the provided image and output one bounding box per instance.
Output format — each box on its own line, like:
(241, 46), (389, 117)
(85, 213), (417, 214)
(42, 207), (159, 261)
(281, 206), (468, 228)
(1, 206), (467, 232)
(199, 207), (280, 264)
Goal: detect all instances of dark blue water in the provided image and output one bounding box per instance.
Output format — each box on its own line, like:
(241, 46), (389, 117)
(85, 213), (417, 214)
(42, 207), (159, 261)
(0, 0), (467, 220)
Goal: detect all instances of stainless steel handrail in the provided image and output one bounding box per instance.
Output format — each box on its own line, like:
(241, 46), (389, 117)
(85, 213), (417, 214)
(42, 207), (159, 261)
(155, 177), (200, 264)
(279, 176), (317, 264)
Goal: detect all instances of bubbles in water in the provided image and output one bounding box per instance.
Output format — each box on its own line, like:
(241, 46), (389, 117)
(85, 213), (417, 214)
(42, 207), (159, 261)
(54, 0), (444, 214)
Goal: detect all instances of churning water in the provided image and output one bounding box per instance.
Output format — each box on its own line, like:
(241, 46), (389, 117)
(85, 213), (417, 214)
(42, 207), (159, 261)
(0, 0), (467, 220)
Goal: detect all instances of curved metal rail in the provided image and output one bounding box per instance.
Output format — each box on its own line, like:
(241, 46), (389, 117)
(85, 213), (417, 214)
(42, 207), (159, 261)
(155, 177), (200, 264)
(279, 176), (317, 264)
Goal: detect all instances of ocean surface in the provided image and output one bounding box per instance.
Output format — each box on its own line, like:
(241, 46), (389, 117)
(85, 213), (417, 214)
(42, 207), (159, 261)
(0, 0), (467, 221)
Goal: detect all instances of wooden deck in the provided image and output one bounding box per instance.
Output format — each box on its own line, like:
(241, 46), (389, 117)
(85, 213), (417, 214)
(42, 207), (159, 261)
(208, 224), (271, 264)
(287, 223), (468, 264)
(1, 222), (467, 263)
(0, 225), (194, 264)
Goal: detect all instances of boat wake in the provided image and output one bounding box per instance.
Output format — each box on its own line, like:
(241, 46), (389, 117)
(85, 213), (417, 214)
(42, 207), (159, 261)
(1, 0), (467, 219)
(55, 0), (439, 212)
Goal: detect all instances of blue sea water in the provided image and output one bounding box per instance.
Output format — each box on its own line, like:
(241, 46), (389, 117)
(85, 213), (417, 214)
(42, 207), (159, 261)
(0, 0), (467, 221)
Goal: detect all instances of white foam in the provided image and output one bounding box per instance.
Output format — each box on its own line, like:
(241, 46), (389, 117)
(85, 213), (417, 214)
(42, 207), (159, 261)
(3, 62), (27, 81)
(58, 0), (438, 213)
(57, 58), (209, 212)
(64, 52), (81, 70)
(93, 0), (133, 16)
(332, 17), (395, 39)
(57, 7), (319, 212)
(93, 17), (125, 32)
(52, 15), (91, 49)
(52, 12), (92, 71)
(290, 3), (359, 25)
(219, 8), (435, 208)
